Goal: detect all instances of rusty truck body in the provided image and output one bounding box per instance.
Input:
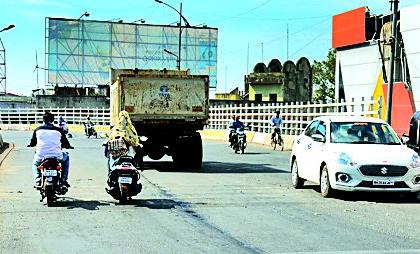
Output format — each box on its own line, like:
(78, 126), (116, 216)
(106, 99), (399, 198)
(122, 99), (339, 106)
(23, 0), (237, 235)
(110, 68), (209, 169)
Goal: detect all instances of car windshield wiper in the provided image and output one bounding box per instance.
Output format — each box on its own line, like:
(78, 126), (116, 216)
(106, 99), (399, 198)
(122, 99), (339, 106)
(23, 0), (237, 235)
(384, 142), (401, 145)
(350, 141), (377, 144)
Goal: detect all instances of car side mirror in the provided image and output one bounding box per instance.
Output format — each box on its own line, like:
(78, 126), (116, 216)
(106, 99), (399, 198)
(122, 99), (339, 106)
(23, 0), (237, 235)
(401, 133), (409, 145)
(311, 134), (326, 143)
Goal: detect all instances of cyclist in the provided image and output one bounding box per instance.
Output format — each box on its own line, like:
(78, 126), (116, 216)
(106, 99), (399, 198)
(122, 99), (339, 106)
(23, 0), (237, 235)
(271, 111), (283, 141)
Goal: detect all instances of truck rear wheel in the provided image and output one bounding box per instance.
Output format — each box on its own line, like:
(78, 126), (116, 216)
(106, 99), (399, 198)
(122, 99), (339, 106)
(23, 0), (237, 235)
(173, 132), (202, 170)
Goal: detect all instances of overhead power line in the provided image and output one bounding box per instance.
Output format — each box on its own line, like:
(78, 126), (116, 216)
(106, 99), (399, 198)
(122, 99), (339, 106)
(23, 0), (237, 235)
(214, 0), (273, 22)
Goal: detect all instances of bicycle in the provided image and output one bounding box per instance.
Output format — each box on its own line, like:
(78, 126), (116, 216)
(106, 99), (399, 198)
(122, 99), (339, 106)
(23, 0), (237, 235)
(271, 128), (284, 151)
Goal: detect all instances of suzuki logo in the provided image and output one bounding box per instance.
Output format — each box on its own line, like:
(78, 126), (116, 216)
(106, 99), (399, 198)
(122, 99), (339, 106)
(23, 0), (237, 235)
(381, 167), (388, 175)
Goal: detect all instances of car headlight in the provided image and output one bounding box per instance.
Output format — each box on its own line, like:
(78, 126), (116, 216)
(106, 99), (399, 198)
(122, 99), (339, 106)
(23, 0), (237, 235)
(410, 154), (420, 168)
(337, 152), (357, 166)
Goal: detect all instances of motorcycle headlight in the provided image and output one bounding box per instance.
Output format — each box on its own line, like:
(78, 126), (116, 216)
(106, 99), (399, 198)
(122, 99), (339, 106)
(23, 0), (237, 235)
(337, 153), (357, 166)
(410, 154), (420, 168)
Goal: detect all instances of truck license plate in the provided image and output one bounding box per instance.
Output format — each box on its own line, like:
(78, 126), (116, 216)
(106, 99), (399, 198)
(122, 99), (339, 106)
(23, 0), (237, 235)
(372, 180), (394, 186)
(43, 170), (57, 177)
(118, 177), (132, 184)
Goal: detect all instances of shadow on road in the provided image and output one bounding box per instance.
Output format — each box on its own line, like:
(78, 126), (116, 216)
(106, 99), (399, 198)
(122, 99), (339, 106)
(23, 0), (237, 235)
(56, 197), (111, 210)
(301, 184), (420, 204)
(129, 199), (184, 209)
(143, 161), (288, 174)
(55, 197), (187, 210)
(334, 191), (420, 204)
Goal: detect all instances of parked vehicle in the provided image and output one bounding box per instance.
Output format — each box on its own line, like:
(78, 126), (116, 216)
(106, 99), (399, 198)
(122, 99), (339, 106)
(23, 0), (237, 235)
(83, 122), (97, 138)
(231, 126), (249, 154)
(36, 158), (68, 207)
(404, 111), (420, 153)
(110, 69), (209, 170)
(106, 155), (142, 203)
(290, 116), (420, 200)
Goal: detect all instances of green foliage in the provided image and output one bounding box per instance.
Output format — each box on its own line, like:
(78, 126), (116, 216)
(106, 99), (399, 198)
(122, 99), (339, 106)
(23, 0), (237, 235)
(312, 49), (336, 103)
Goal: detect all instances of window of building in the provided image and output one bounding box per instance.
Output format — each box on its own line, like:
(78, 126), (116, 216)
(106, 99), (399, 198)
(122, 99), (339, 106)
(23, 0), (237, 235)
(269, 94), (277, 102)
(255, 94), (262, 102)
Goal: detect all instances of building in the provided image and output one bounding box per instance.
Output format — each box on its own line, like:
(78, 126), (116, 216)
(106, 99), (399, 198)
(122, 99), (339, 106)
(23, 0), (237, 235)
(244, 58), (312, 102)
(0, 93), (34, 108)
(333, 5), (420, 134)
(214, 87), (243, 101)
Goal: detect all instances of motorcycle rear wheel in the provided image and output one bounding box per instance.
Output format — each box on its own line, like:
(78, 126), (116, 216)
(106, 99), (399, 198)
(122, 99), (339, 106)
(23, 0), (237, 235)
(45, 185), (55, 207)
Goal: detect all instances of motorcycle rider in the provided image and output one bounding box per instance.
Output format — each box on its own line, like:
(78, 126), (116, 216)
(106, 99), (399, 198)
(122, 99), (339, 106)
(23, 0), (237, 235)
(271, 110), (283, 140)
(84, 116), (95, 136)
(231, 116), (245, 148)
(228, 115), (236, 146)
(29, 111), (73, 188)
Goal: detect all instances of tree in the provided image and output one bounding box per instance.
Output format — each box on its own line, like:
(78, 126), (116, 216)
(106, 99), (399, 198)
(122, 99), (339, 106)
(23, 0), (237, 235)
(312, 49), (336, 103)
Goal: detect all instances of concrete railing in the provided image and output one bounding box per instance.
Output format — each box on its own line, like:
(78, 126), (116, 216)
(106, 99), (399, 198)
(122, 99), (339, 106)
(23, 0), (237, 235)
(0, 98), (380, 137)
(208, 98), (380, 135)
(0, 107), (110, 125)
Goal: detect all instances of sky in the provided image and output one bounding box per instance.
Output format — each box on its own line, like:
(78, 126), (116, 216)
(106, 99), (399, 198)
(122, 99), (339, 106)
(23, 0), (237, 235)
(1, 0), (420, 96)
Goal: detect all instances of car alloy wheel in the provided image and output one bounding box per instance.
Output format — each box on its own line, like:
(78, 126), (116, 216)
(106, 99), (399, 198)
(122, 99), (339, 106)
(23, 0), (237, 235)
(291, 160), (304, 188)
(320, 165), (333, 198)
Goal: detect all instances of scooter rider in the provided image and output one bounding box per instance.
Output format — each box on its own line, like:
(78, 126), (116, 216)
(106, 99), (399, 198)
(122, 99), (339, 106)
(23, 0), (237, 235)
(271, 110), (283, 139)
(28, 111), (73, 188)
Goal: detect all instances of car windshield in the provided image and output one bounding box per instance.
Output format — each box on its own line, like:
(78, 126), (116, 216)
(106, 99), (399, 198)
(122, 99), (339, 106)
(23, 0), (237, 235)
(330, 122), (401, 145)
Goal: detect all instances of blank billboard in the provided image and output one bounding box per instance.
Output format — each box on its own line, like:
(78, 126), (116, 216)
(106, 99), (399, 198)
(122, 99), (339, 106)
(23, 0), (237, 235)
(46, 18), (218, 88)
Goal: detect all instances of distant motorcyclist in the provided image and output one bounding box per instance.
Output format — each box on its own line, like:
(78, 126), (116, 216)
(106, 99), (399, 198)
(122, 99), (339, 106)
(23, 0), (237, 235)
(28, 111), (73, 188)
(84, 116), (94, 135)
(271, 111), (283, 140)
(228, 115), (236, 146)
(58, 116), (69, 134)
(231, 116), (245, 146)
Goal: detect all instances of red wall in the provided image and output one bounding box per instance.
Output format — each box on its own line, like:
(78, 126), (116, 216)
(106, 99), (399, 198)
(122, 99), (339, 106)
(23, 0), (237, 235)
(332, 7), (367, 48)
(382, 82), (416, 136)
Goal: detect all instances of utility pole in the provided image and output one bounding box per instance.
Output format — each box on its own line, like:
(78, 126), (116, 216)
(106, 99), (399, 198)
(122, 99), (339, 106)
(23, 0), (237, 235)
(386, 0), (399, 124)
(286, 23), (289, 59)
(246, 42), (249, 74)
(177, 2), (182, 70)
(261, 42), (264, 62)
(225, 65), (227, 92)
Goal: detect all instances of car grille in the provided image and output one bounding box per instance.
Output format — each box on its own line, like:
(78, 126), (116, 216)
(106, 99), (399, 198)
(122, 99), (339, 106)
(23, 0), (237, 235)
(358, 165), (408, 177)
(356, 181), (409, 188)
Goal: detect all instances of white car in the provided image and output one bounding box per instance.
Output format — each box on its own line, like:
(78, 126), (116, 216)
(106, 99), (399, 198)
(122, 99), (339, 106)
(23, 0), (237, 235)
(290, 116), (420, 199)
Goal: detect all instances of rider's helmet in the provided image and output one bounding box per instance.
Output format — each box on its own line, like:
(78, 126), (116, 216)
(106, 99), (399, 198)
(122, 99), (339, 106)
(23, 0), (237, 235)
(43, 111), (54, 124)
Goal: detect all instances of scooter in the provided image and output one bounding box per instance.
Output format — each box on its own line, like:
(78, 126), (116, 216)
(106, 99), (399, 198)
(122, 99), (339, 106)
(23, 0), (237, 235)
(84, 122), (98, 138)
(231, 125), (250, 154)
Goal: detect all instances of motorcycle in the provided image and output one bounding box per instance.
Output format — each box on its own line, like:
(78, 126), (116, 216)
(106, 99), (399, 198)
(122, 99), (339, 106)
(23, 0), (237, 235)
(106, 156), (142, 203)
(232, 125), (250, 154)
(59, 122), (72, 138)
(36, 158), (68, 207)
(83, 122), (98, 138)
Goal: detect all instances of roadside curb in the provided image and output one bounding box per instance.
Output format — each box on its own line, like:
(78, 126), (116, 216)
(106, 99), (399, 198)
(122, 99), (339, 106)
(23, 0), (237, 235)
(199, 130), (295, 151)
(0, 143), (15, 168)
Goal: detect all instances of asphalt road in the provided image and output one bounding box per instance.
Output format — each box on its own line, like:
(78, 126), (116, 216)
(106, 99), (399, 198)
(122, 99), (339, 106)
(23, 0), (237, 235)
(1, 131), (420, 254)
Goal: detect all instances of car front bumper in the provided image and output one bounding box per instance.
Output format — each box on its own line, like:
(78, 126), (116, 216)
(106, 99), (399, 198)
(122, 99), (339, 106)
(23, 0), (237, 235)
(329, 164), (420, 193)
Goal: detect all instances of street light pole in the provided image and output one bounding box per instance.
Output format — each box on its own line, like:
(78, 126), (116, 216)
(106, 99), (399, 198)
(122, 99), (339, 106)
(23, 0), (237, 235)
(177, 2), (182, 70)
(386, 0), (399, 124)
(155, 0), (190, 70)
(0, 24), (15, 95)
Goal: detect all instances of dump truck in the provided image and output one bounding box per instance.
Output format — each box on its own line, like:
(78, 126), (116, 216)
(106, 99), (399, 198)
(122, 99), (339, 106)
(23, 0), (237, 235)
(110, 68), (209, 169)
